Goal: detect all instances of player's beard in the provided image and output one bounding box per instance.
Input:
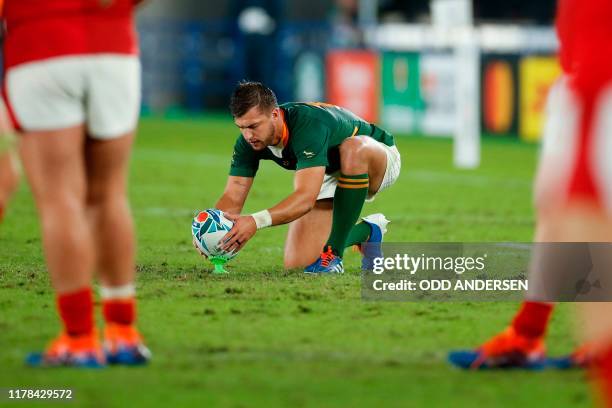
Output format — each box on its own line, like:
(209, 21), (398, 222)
(253, 126), (276, 150)
(250, 141), (265, 150)
(247, 123), (276, 150)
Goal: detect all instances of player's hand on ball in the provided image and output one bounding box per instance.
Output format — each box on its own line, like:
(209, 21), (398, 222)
(219, 213), (257, 253)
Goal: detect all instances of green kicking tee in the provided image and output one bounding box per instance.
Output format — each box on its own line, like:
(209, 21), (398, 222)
(229, 102), (395, 177)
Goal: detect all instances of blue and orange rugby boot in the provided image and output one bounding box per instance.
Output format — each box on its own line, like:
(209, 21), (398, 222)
(26, 331), (105, 368)
(304, 246), (344, 274)
(103, 323), (152, 366)
(448, 326), (547, 370)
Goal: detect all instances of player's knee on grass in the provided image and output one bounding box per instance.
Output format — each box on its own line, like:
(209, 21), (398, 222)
(284, 245), (322, 269)
(283, 253), (316, 269)
(283, 257), (302, 269)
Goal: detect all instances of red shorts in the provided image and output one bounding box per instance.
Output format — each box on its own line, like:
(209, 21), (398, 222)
(535, 76), (612, 212)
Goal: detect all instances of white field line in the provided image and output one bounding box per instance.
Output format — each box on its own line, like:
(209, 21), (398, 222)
(138, 207), (533, 226)
(139, 207), (197, 217)
(132, 148), (229, 166)
(404, 169), (532, 188)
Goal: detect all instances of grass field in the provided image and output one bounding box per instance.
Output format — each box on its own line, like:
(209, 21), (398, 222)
(0, 117), (591, 407)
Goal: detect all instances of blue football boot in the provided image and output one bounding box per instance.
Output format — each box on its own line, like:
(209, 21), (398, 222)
(448, 327), (546, 370)
(26, 332), (106, 368)
(104, 323), (152, 366)
(358, 213), (390, 271)
(304, 246), (344, 274)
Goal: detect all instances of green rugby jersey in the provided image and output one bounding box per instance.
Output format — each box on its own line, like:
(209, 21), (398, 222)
(229, 102), (395, 177)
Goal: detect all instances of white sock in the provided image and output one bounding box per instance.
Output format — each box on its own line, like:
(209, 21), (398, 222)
(100, 283), (135, 300)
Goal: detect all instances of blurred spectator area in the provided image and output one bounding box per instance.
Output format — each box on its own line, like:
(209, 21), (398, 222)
(137, 0), (557, 114)
(379, 0), (556, 24)
(137, 0), (333, 113)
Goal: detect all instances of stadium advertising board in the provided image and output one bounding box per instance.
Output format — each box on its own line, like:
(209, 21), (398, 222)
(326, 50), (559, 142)
(480, 54), (520, 137)
(518, 56), (562, 142)
(380, 52), (423, 133)
(326, 50), (380, 123)
(420, 52), (457, 136)
(380, 52), (456, 137)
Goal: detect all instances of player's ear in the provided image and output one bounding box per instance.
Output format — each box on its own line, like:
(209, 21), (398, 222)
(270, 107), (280, 120)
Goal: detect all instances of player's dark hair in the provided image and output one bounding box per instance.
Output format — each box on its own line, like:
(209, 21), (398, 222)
(230, 81), (278, 117)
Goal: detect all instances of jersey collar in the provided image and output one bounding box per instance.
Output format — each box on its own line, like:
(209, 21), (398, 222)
(267, 109), (290, 158)
(279, 108), (289, 148)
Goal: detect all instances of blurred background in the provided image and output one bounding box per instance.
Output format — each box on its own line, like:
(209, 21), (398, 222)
(138, 0), (559, 145)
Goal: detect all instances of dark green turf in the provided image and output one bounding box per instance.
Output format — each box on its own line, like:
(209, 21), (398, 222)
(0, 117), (590, 407)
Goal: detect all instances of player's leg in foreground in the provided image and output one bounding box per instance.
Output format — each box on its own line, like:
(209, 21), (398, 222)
(20, 126), (104, 368)
(531, 205), (612, 402)
(303, 136), (390, 273)
(0, 104), (20, 223)
(447, 244), (601, 370)
(448, 77), (567, 370)
(85, 133), (151, 365)
(0, 148), (19, 223)
(449, 78), (612, 373)
(447, 300), (551, 370)
(581, 302), (612, 407)
(550, 85), (612, 402)
(448, 218), (563, 370)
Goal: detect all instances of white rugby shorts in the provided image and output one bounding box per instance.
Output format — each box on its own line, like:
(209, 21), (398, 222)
(317, 141), (401, 202)
(3, 54), (141, 139)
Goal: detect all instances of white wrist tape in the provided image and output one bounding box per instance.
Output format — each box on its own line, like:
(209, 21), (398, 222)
(251, 210), (272, 229)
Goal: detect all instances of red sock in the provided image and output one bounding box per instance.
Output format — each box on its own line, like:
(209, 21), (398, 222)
(103, 298), (136, 326)
(511, 301), (554, 339)
(57, 287), (94, 336)
(593, 345), (612, 408)
(0, 205), (4, 223)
